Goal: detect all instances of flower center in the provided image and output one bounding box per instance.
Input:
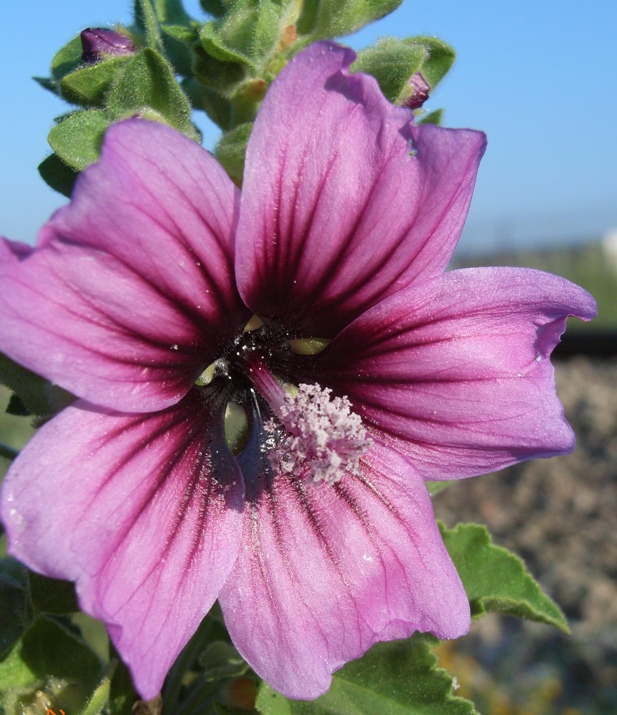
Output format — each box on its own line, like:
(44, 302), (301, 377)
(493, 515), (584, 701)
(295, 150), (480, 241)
(196, 317), (372, 482)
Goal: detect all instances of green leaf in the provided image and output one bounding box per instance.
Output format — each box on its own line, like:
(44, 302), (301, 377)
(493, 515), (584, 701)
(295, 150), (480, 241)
(440, 522), (569, 631)
(408, 36), (455, 90)
(134, 0), (165, 52)
(29, 572), (80, 615)
(296, 0), (403, 39)
(0, 558), (32, 659)
(418, 109), (443, 125)
(107, 48), (196, 138)
(51, 34), (84, 81)
(38, 153), (79, 197)
(60, 56), (133, 106)
(192, 40), (246, 93)
(200, 0), (226, 18)
(215, 122), (252, 184)
(182, 77), (232, 129)
(0, 353), (73, 417)
(256, 634), (477, 715)
(352, 36), (455, 106)
(199, 641), (248, 681)
(77, 661), (117, 715)
(48, 109), (109, 171)
(352, 38), (426, 104)
(0, 616), (103, 704)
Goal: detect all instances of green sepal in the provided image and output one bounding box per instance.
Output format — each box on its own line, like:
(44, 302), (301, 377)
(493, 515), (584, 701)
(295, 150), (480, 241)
(199, 0), (283, 72)
(199, 641), (249, 681)
(107, 48), (198, 139)
(38, 153), (79, 197)
(161, 21), (201, 75)
(48, 109), (109, 171)
(60, 55), (134, 106)
(418, 108), (444, 125)
(29, 572), (80, 615)
(109, 649), (138, 715)
(6, 394), (30, 417)
(80, 661), (116, 715)
(352, 36), (454, 106)
(182, 76), (233, 129)
(441, 522), (569, 631)
(0, 558), (32, 659)
(352, 38), (426, 104)
(296, 0), (403, 40)
(33, 75), (58, 96)
(411, 36), (455, 90)
(256, 633), (477, 714)
(133, 0), (165, 53)
(192, 40), (246, 94)
(51, 34), (83, 81)
(0, 353), (73, 418)
(0, 615), (104, 712)
(215, 122), (252, 185)
(200, 0), (227, 17)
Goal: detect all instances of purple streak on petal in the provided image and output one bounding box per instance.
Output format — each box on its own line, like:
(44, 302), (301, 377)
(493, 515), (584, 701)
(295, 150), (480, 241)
(320, 268), (597, 479)
(0, 120), (248, 412)
(1, 392), (244, 699)
(235, 41), (486, 336)
(219, 438), (468, 699)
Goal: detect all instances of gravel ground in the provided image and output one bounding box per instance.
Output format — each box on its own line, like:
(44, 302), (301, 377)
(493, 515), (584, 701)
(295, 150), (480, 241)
(434, 357), (617, 712)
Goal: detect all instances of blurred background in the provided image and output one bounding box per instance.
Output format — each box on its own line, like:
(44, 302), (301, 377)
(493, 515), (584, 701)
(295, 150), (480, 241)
(1, 2), (616, 713)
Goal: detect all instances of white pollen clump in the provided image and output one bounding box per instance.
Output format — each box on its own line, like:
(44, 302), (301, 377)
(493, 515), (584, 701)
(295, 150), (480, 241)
(265, 383), (372, 484)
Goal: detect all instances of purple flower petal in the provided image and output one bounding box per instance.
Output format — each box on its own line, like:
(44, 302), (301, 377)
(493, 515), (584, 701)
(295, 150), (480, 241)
(321, 267), (597, 479)
(0, 119), (247, 412)
(219, 441), (468, 699)
(235, 41), (486, 336)
(1, 392), (244, 699)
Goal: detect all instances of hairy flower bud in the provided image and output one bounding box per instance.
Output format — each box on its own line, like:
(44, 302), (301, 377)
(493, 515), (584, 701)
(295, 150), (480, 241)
(80, 28), (136, 64)
(403, 71), (430, 110)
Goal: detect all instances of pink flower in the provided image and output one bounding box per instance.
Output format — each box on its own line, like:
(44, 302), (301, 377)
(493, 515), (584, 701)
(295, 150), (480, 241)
(0, 42), (595, 700)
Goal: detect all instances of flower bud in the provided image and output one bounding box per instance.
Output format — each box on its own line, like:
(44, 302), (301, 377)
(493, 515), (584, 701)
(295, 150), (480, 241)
(80, 28), (136, 64)
(403, 72), (430, 110)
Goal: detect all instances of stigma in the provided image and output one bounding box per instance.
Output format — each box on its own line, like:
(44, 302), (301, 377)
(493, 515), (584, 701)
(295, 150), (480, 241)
(265, 383), (372, 484)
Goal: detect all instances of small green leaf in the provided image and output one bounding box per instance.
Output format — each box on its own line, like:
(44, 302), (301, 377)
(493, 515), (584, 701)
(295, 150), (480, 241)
(60, 56), (133, 106)
(297, 0), (403, 40)
(134, 0), (165, 52)
(0, 558), (32, 658)
(256, 633), (477, 715)
(0, 615), (103, 700)
(199, 641), (248, 681)
(51, 34), (84, 81)
(107, 48), (196, 138)
(408, 36), (455, 90)
(0, 353), (72, 417)
(38, 153), (79, 197)
(182, 77), (232, 129)
(79, 662), (116, 715)
(200, 0), (226, 18)
(352, 38), (425, 104)
(192, 41), (246, 93)
(215, 122), (252, 184)
(418, 109), (443, 125)
(29, 572), (80, 615)
(48, 110), (109, 171)
(441, 522), (569, 631)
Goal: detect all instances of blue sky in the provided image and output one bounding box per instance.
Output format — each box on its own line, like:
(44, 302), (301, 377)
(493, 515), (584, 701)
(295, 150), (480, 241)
(1, 0), (616, 253)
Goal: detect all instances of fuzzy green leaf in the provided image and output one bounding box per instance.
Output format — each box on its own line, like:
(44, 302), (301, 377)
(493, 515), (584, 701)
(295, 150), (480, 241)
(0, 353), (72, 417)
(51, 34), (83, 80)
(48, 109), (109, 171)
(418, 109), (443, 125)
(256, 634), (477, 715)
(0, 559), (31, 659)
(29, 572), (80, 615)
(215, 122), (252, 184)
(441, 522), (569, 631)
(0, 616), (103, 710)
(107, 48), (196, 138)
(60, 56), (133, 106)
(352, 38), (425, 104)
(408, 36), (455, 90)
(297, 0), (403, 39)
(38, 153), (79, 197)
